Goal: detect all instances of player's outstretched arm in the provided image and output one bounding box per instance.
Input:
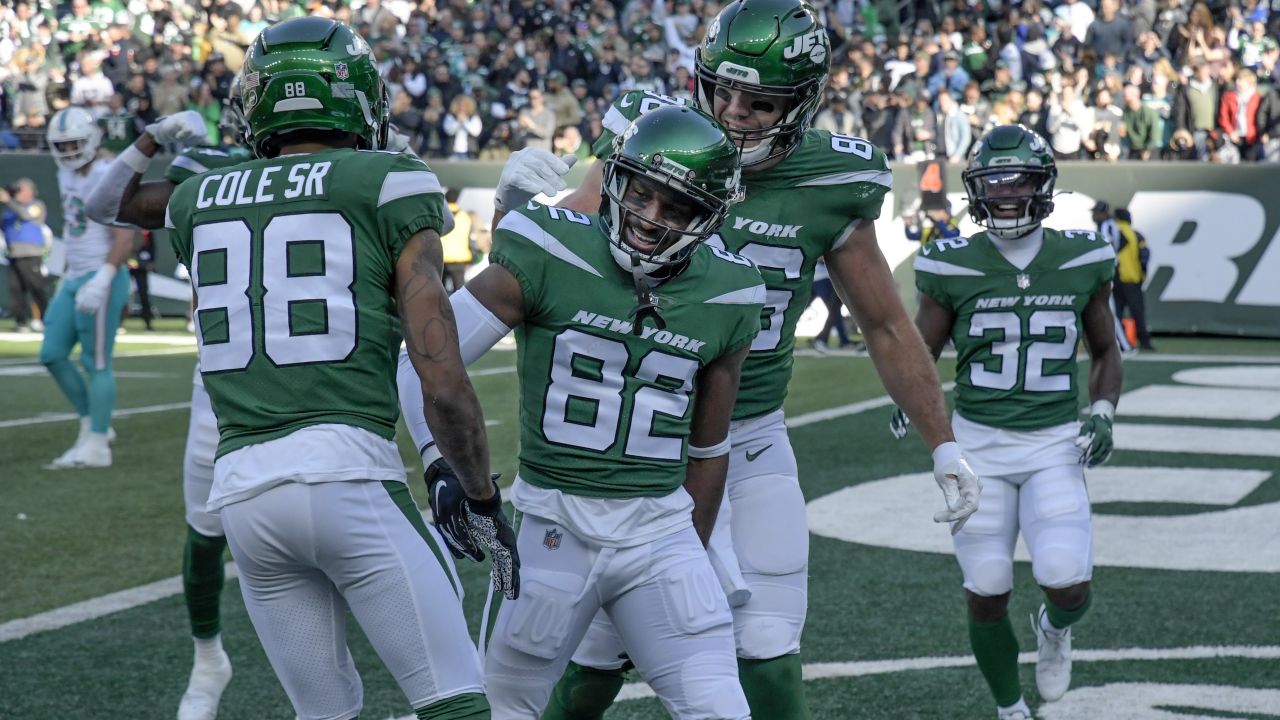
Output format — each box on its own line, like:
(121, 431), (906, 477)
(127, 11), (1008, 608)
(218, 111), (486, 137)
(85, 111), (206, 229)
(396, 228), (494, 501)
(684, 344), (749, 546)
(826, 220), (954, 450)
(489, 148), (581, 232)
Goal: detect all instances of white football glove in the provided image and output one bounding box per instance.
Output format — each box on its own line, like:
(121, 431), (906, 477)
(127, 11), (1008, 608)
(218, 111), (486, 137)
(384, 127), (416, 155)
(494, 148), (577, 212)
(145, 111), (209, 147)
(932, 441), (981, 535)
(74, 263), (117, 314)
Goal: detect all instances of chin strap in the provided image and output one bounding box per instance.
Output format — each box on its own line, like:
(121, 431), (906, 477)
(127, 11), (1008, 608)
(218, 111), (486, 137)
(627, 255), (666, 336)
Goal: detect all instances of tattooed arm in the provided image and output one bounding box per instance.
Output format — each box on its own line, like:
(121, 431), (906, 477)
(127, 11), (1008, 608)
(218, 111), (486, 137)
(395, 228), (495, 501)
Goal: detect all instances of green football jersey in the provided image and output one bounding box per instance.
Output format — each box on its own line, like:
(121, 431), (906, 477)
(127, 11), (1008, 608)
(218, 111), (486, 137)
(167, 148), (446, 457)
(165, 145), (253, 185)
(913, 229), (1116, 430)
(595, 90), (892, 419)
(492, 201), (766, 498)
(98, 111), (140, 155)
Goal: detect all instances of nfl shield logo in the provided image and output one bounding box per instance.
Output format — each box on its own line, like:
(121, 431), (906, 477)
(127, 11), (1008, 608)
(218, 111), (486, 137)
(543, 528), (563, 550)
(335, 62), (349, 80)
(1016, 273), (1031, 289)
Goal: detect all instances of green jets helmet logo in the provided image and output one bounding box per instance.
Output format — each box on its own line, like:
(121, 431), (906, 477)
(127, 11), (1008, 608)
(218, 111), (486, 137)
(782, 29), (827, 65)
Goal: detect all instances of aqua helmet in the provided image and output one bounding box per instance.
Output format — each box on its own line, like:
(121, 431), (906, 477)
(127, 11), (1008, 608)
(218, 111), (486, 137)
(696, 0), (829, 166)
(601, 104), (743, 279)
(47, 107), (102, 170)
(240, 16), (388, 158)
(963, 124), (1058, 238)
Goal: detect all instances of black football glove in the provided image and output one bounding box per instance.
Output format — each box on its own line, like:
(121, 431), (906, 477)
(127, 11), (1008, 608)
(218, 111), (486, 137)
(424, 459), (521, 599)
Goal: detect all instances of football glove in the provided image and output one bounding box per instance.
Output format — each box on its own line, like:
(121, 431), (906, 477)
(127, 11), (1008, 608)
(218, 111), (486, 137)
(932, 442), (981, 535)
(1075, 400), (1116, 467)
(145, 111), (209, 147)
(425, 459), (521, 599)
(74, 264), (116, 313)
(494, 148), (577, 212)
(889, 406), (911, 439)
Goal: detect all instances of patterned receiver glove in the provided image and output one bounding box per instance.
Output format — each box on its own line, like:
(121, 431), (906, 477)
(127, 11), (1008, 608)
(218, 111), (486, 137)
(144, 111), (209, 147)
(425, 459), (521, 599)
(74, 263), (116, 313)
(493, 148), (577, 212)
(932, 441), (982, 535)
(889, 405), (911, 439)
(1075, 400), (1116, 467)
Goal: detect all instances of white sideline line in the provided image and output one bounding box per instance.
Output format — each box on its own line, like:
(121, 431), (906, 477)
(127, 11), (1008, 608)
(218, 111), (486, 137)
(0, 402), (193, 429)
(786, 383), (955, 429)
(0, 564), (240, 643)
(604, 645), (1280, 702)
(0, 347), (196, 367)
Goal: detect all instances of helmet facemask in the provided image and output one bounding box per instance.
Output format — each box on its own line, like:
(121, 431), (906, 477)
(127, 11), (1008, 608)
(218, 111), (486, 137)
(963, 166), (1056, 239)
(695, 61), (821, 167)
(601, 156), (733, 279)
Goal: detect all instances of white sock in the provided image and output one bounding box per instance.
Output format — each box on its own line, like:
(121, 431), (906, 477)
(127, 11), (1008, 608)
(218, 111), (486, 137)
(83, 432), (110, 452)
(76, 416), (92, 445)
(193, 634), (225, 665)
(1040, 610), (1067, 637)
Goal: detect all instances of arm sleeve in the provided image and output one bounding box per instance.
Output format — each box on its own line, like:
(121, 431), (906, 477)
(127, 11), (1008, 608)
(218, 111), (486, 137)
(396, 287), (512, 463)
(84, 152), (146, 226)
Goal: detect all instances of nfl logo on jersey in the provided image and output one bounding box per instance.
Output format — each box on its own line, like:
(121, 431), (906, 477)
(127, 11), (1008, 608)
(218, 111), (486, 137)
(543, 528), (563, 550)
(1016, 273), (1031, 289)
(335, 62), (349, 80)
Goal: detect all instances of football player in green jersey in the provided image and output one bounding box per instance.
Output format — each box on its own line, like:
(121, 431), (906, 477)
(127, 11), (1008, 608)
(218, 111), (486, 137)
(397, 105), (764, 718)
(165, 17), (512, 720)
(492, 1), (979, 717)
(894, 125), (1123, 719)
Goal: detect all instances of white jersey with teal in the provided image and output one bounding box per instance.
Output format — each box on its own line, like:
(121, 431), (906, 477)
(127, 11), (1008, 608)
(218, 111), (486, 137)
(57, 160), (115, 279)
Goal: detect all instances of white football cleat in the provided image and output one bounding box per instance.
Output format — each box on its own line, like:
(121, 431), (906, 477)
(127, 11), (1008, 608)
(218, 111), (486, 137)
(76, 436), (112, 467)
(997, 697), (1032, 719)
(178, 647), (232, 720)
(1032, 604), (1072, 701)
(45, 444), (86, 470)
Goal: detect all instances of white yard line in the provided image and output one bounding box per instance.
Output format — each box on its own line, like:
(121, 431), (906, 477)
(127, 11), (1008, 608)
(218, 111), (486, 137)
(0, 331), (196, 346)
(0, 402), (193, 429)
(0, 347), (195, 367)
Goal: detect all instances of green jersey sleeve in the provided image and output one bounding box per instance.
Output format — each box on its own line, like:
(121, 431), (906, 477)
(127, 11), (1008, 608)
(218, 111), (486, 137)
(487, 202), (563, 316)
(367, 152), (447, 264)
(764, 130), (893, 231)
(593, 90), (687, 159)
(165, 146), (251, 185)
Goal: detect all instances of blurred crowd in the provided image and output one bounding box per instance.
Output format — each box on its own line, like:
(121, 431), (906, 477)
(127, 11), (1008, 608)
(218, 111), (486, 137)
(2, 0), (1280, 163)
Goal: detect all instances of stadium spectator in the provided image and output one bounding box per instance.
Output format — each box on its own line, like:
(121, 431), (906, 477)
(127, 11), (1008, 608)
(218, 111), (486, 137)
(442, 93), (482, 159)
(929, 51), (970, 101)
(544, 71), (583, 132)
(516, 88), (556, 152)
(1, 179), (50, 333)
(1121, 85), (1161, 159)
(1086, 0), (1137, 61)
(1218, 67), (1266, 161)
(70, 51), (113, 117)
(938, 90), (973, 162)
(1019, 89), (1052, 143)
(815, 91), (862, 137)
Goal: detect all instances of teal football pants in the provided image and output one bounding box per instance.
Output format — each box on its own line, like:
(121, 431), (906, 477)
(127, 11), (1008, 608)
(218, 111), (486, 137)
(39, 271), (130, 433)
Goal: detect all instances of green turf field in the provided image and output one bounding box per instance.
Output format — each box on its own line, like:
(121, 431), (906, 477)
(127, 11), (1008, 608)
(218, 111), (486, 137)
(1, 332), (1277, 718)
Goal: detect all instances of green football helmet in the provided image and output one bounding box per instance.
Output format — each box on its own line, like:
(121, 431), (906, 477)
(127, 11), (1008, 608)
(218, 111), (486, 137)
(601, 105), (743, 280)
(963, 124), (1057, 238)
(240, 16), (387, 158)
(696, 0), (829, 167)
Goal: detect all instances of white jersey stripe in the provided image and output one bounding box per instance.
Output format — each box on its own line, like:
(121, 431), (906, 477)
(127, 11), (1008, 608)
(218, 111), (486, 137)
(377, 171), (444, 207)
(913, 256), (986, 277)
(602, 105), (632, 137)
(1058, 244), (1117, 270)
(796, 169), (893, 188)
(705, 284), (766, 305)
(498, 212), (603, 277)
(169, 154), (210, 176)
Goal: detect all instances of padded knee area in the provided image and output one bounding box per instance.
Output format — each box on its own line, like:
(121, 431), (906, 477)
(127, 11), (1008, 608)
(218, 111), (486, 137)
(966, 558), (1015, 597)
(1032, 540), (1091, 589)
(731, 474), (808, 576)
(675, 652), (750, 720)
(733, 577), (806, 660)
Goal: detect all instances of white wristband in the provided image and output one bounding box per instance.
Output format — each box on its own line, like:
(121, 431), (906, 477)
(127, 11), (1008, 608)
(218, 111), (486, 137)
(931, 440), (962, 466)
(420, 441), (442, 468)
(1090, 399), (1116, 420)
(95, 263), (118, 281)
(689, 436), (732, 459)
(119, 144), (152, 175)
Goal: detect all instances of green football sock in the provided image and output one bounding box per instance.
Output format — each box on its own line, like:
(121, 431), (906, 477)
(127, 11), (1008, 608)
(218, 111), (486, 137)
(969, 614), (1022, 707)
(415, 691), (489, 719)
(738, 654), (811, 720)
(1045, 591), (1092, 630)
(183, 526), (227, 639)
(540, 661), (627, 720)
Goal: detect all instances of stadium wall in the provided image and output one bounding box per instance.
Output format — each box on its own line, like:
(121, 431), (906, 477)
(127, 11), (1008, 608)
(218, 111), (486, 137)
(1, 155), (1275, 338)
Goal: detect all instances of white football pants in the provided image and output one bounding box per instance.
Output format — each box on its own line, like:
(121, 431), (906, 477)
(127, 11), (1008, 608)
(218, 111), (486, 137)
(184, 379), (221, 538)
(221, 479), (480, 720)
(570, 410), (809, 669)
(483, 513), (749, 720)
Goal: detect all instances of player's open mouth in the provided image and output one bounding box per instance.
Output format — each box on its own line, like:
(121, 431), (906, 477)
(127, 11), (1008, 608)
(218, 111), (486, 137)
(625, 225), (662, 253)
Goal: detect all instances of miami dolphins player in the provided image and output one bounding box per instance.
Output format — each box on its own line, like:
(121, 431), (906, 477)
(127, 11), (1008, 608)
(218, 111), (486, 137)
(397, 105), (764, 718)
(166, 17), (512, 720)
(493, 1), (980, 716)
(85, 95), (248, 719)
(893, 125), (1122, 719)
(41, 107), (155, 469)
